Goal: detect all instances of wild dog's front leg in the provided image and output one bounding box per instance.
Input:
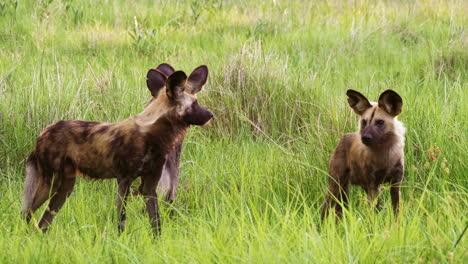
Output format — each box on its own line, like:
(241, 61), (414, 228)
(161, 145), (181, 204)
(116, 178), (132, 233)
(141, 160), (165, 235)
(390, 184), (401, 216)
(321, 174), (349, 220)
(335, 180), (349, 217)
(365, 185), (382, 212)
(142, 176), (161, 235)
(320, 179), (340, 221)
(390, 164), (404, 216)
(322, 145), (350, 220)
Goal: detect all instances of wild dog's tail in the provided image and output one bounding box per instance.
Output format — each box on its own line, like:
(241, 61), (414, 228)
(20, 152), (41, 220)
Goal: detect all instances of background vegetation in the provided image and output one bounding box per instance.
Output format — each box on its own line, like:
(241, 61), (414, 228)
(0, 0), (466, 262)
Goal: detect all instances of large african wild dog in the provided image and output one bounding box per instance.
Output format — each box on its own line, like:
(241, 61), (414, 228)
(321, 90), (405, 220)
(21, 64), (213, 234)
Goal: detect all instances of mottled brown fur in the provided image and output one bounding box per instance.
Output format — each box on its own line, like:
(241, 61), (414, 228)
(321, 90), (405, 220)
(21, 64), (213, 234)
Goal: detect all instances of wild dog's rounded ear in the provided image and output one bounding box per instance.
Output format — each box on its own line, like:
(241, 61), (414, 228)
(156, 63), (175, 77)
(187, 65), (208, 94)
(166, 71), (187, 101)
(146, 69), (167, 97)
(346, 89), (372, 115)
(378, 90), (403, 116)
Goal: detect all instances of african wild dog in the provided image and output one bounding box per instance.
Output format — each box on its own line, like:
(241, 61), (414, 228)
(21, 64), (213, 234)
(321, 90), (405, 220)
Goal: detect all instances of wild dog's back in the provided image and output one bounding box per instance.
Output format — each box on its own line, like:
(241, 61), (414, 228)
(31, 119), (146, 180)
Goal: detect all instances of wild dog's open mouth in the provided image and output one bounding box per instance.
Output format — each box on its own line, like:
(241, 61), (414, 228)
(199, 111), (214, 126)
(202, 115), (214, 126)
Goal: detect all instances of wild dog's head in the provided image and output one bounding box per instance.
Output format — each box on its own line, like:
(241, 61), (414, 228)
(346, 89), (405, 147)
(142, 64), (213, 127)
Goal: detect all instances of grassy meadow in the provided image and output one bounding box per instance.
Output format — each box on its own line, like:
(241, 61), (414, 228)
(0, 0), (467, 262)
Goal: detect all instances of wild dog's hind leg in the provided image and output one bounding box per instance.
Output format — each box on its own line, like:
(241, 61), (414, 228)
(116, 178), (132, 233)
(38, 163), (76, 232)
(21, 156), (51, 223)
(26, 181), (51, 223)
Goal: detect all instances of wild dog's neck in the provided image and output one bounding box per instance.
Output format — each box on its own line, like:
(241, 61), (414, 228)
(357, 132), (404, 170)
(133, 95), (189, 155)
(134, 96), (171, 127)
(144, 113), (189, 155)
(364, 132), (404, 155)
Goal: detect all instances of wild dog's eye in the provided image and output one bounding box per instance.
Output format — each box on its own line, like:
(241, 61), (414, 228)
(361, 119), (367, 127)
(376, 119), (384, 126)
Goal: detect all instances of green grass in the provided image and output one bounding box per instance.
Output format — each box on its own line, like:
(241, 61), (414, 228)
(1, 0), (467, 262)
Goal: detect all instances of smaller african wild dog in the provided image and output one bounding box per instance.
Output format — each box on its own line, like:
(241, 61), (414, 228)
(321, 90), (405, 220)
(21, 64), (213, 234)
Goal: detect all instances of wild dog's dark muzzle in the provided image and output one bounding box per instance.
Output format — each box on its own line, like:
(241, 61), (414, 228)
(361, 134), (373, 145)
(184, 102), (213, 126)
(195, 108), (213, 126)
(361, 126), (383, 146)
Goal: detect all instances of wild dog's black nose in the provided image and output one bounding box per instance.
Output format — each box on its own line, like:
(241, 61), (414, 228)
(362, 134), (373, 145)
(208, 112), (214, 119)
